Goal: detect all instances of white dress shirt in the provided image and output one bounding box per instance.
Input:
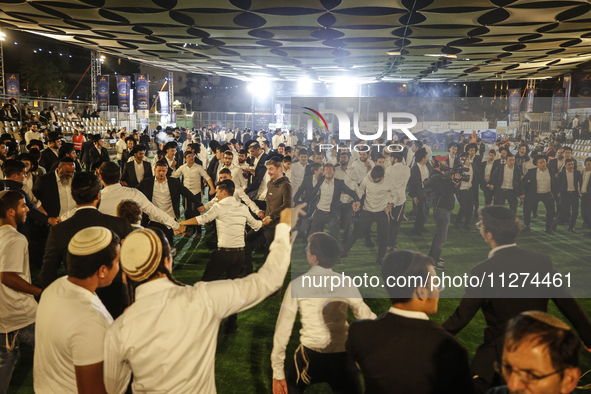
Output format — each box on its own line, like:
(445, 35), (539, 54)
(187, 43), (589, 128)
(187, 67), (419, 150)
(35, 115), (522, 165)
(133, 160), (145, 184)
(582, 171), (591, 194)
(317, 178), (335, 212)
(385, 163), (411, 206)
(171, 163), (210, 195)
(203, 189), (261, 215)
(270, 265), (376, 380)
(334, 165), (359, 204)
(25, 130), (42, 145)
(556, 159), (565, 173)
(350, 159), (375, 182)
(488, 243), (517, 258)
(196, 196), (262, 248)
(291, 161), (306, 196)
(115, 139), (126, 160)
(152, 179), (175, 219)
(573, 117), (579, 128)
(484, 161), (495, 181)
(448, 155), (456, 169)
(566, 170), (575, 192)
(536, 169), (551, 194)
(357, 177), (395, 212)
(103, 224), (291, 394)
(501, 165), (514, 190)
(418, 163), (430, 185)
(55, 170), (76, 217)
(98, 183), (179, 230)
(388, 306), (429, 321)
(459, 165), (473, 190)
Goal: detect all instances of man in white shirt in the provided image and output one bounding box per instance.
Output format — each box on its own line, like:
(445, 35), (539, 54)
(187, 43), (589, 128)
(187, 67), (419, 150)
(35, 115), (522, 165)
(0, 191), (41, 393)
(24, 124), (42, 146)
(220, 150), (246, 190)
(522, 155), (557, 234)
(342, 165), (395, 265)
(334, 152), (364, 244)
(385, 152), (410, 252)
(291, 149), (308, 199)
(454, 152), (475, 230)
(552, 158), (581, 233)
(198, 168), (263, 217)
(272, 129), (284, 150)
(115, 131), (127, 166)
(34, 226), (120, 394)
(171, 150), (214, 237)
(271, 232), (375, 393)
(181, 179), (269, 332)
(350, 151), (374, 182)
(97, 162), (185, 235)
(104, 206), (298, 394)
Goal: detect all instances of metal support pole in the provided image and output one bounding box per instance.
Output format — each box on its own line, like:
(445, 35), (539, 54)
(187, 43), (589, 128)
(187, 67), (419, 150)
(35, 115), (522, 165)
(0, 41), (5, 96)
(90, 51), (101, 109)
(168, 71), (173, 123)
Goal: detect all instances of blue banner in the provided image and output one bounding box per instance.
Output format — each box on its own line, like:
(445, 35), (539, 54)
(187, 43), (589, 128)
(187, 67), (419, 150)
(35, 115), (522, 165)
(480, 129), (497, 143)
(97, 75), (109, 111)
(526, 89), (534, 112)
(117, 75), (131, 112)
(552, 88), (565, 121)
(159, 91), (169, 116)
(134, 74), (149, 111)
(5, 74), (19, 96)
(509, 88), (521, 123)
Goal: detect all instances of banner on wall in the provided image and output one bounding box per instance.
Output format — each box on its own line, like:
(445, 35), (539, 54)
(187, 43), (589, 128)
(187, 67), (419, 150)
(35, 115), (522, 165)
(116, 76), (131, 112)
(509, 88), (521, 123)
(5, 74), (19, 96)
(159, 91), (169, 116)
(526, 89), (534, 112)
(552, 88), (565, 121)
(134, 74), (149, 119)
(97, 75), (109, 111)
(253, 95), (273, 130)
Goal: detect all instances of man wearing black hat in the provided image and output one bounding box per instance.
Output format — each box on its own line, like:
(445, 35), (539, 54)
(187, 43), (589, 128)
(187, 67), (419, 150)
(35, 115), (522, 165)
(121, 144), (152, 188)
(26, 139), (44, 153)
(79, 135), (95, 172)
(89, 134), (110, 170)
(39, 132), (61, 171)
(0, 103), (13, 122)
(58, 143), (82, 172)
(120, 136), (136, 166)
(33, 157), (77, 218)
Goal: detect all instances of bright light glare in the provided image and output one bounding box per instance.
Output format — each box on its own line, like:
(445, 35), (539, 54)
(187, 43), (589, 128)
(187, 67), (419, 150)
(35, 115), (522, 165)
(297, 78), (313, 94)
(333, 79), (358, 97)
(248, 79), (272, 97)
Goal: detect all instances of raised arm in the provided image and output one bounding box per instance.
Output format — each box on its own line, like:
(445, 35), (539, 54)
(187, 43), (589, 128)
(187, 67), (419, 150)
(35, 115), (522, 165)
(270, 283), (298, 383)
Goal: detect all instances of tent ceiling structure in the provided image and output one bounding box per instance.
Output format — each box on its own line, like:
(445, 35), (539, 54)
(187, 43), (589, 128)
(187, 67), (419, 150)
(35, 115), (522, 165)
(2, 0), (591, 82)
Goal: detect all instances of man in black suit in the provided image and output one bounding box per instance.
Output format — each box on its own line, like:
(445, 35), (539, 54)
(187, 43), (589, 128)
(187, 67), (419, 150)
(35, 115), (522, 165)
(121, 144), (152, 188)
(39, 172), (133, 318)
(465, 143), (482, 219)
(488, 153), (523, 213)
(57, 143), (82, 173)
(582, 157), (591, 234)
(455, 152), (479, 230)
(408, 148), (432, 236)
(89, 134), (110, 170)
(442, 206), (591, 393)
(480, 149), (498, 206)
(521, 155), (558, 234)
(244, 142), (269, 201)
(39, 131), (61, 171)
(446, 143), (459, 169)
(79, 135), (95, 172)
(293, 162), (323, 237)
(33, 157), (76, 218)
(138, 160), (202, 246)
(308, 163), (360, 240)
(347, 250), (474, 393)
(552, 158), (581, 233)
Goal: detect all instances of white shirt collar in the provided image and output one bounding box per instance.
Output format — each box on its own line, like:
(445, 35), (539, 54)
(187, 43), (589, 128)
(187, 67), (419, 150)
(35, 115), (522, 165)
(76, 206), (97, 212)
(488, 243), (517, 258)
(135, 277), (181, 300)
(388, 306), (429, 321)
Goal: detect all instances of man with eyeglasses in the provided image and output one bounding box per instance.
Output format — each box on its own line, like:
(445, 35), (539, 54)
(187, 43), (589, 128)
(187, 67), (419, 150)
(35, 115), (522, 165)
(442, 206), (591, 394)
(488, 311), (582, 394)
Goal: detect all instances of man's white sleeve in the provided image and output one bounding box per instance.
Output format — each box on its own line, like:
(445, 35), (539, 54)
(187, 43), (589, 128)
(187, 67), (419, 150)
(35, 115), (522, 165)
(202, 197), (217, 211)
(171, 165), (183, 179)
(133, 190), (180, 230)
(237, 189), (262, 214)
(245, 211), (263, 232)
(103, 325), (132, 394)
(201, 223), (291, 319)
(195, 204), (219, 225)
(270, 282), (298, 380)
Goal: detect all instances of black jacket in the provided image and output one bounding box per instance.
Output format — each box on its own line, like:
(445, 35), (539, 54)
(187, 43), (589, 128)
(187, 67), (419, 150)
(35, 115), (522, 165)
(138, 176), (202, 220)
(121, 160), (153, 188)
(244, 152), (269, 196)
(39, 148), (59, 171)
(522, 167), (558, 198)
(480, 160), (499, 187)
(347, 313), (474, 394)
(548, 157), (577, 173)
(425, 170), (456, 211)
(265, 176), (292, 227)
(89, 145), (110, 167)
(557, 169), (582, 197)
(32, 171), (61, 218)
(408, 162), (433, 199)
(293, 175), (321, 207)
(307, 177), (359, 218)
(488, 164), (523, 196)
(80, 140), (95, 164)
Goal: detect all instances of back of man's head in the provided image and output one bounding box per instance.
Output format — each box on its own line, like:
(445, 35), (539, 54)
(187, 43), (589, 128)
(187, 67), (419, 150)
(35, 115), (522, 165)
(478, 205), (520, 245)
(2, 159), (25, 179)
(0, 190), (24, 219)
(71, 172), (102, 205)
(67, 227), (120, 280)
(307, 232), (340, 268)
(99, 161), (121, 185)
(381, 251), (434, 304)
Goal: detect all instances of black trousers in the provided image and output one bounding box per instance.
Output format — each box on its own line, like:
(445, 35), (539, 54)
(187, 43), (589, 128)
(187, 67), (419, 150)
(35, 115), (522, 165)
(496, 189), (518, 213)
(582, 193), (591, 227)
(310, 210), (339, 240)
(287, 345), (362, 394)
(472, 186), (480, 219)
(455, 189), (474, 225)
(147, 221), (175, 248)
(388, 203), (405, 248)
(344, 210), (388, 259)
(483, 186), (495, 206)
(244, 226), (275, 275)
(412, 195), (428, 232)
(553, 192), (579, 230)
(524, 192), (555, 230)
(341, 203), (372, 244)
(201, 249), (245, 325)
(184, 192), (202, 234)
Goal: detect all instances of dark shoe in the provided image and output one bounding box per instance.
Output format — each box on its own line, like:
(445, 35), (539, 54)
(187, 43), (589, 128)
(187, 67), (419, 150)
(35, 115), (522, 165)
(521, 226), (531, 233)
(463, 224), (471, 231)
(421, 228), (429, 233)
(532, 213), (539, 218)
(194, 232), (202, 240)
(544, 229), (555, 235)
(364, 240), (375, 247)
(225, 322), (238, 334)
(184, 227), (194, 237)
(386, 245), (398, 254)
(551, 224), (558, 232)
(568, 228), (577, 233)
(434, 261), (445, 271)
(340, 250), (350, 258)
(375, 258), (383, 266)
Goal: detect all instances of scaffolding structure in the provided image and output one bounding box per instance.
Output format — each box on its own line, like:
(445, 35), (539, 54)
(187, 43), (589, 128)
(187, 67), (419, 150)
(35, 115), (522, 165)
(90, 50), (101, 109)
(168, 71), (174, 120)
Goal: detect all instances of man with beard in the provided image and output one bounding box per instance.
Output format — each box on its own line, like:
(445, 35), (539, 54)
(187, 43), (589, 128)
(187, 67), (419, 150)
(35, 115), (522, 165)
(0, 190), (41, 392)
(121, 144), (153, 188)
(33, 158), (76, 218)
(350, 151), (374, 183)
(220, 150), (246, 190)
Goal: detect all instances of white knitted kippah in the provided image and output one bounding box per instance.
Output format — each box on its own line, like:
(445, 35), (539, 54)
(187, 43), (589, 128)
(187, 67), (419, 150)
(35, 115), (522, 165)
(68, 227), (113, 256)
(120, 228), (162, 282)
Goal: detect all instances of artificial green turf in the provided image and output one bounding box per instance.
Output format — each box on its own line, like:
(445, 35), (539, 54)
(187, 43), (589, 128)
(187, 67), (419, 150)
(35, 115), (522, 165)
(8, 177), (591, 394)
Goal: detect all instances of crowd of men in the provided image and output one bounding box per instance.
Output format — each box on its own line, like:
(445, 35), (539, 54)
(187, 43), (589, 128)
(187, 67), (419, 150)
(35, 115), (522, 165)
(1, 120), (591, 394)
